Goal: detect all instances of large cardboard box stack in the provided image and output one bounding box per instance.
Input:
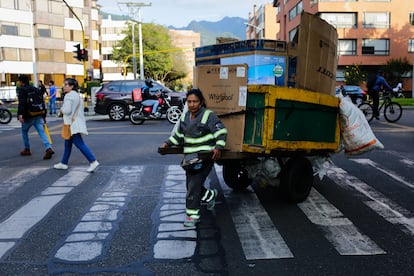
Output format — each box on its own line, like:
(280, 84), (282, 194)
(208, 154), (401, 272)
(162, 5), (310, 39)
(193, 64), (248, 152)
(288, 12), (338, 96)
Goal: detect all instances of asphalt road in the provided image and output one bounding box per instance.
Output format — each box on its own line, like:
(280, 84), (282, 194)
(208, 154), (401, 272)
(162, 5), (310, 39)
(0, 109), (413, 275)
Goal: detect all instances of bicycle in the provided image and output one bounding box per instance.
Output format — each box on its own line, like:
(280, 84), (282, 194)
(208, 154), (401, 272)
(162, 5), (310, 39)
(0, 100), (12, 124)
(358, 91), (403, 123)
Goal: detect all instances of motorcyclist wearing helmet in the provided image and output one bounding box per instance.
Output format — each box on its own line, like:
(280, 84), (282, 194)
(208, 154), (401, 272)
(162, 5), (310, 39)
(142, 78), (161, 118)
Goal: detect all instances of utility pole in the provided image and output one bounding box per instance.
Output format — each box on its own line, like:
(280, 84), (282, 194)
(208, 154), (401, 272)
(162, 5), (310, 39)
(119, 2), (152, 80)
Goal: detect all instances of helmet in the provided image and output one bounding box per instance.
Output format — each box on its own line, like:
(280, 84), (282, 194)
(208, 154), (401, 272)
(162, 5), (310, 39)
(145, 78), (153, 87)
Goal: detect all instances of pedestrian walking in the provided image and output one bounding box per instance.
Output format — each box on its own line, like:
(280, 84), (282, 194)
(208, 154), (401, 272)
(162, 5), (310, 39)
(160, 88), (227, 227)
(17, 75), (55, 159)
(48, 80), (57, 115)
(54, 78), (99, 173)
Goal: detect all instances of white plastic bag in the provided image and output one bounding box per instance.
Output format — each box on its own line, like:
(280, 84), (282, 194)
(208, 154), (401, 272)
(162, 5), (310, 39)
(338, 94), (384, 156)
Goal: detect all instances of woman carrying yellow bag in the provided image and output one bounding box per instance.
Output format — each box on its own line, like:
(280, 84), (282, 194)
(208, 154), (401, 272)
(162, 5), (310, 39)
(54, 78), (99, 173)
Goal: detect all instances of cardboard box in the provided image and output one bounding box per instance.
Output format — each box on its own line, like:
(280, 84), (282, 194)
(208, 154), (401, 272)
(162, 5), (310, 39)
(193, 64), (248, 152)
(195, 39), (288, 86)
(288, 12), (338, 96)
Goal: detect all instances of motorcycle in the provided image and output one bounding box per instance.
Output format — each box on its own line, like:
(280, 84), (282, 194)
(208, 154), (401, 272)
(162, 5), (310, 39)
(129, 90), (183, 125)
(0, 100), (12, 124)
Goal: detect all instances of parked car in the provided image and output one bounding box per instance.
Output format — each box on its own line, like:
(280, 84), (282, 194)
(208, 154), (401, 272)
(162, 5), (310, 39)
(336, 85), (367, 105)
(94, 80), (186, 121)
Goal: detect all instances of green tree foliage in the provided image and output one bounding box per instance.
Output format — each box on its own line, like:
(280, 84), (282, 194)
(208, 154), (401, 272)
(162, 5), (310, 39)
(384, 57), (412, 86)
(111, 23), (187, 86)
(344, 64), (366, 85)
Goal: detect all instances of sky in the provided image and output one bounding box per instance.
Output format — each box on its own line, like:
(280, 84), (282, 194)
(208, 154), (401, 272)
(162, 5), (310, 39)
(97, 0), (271, 28)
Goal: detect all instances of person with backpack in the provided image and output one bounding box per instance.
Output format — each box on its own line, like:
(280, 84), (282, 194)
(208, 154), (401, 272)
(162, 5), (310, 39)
(17, 75), (54, 159)
(367, 70), (392, 120)
(159, 88), (227, 227)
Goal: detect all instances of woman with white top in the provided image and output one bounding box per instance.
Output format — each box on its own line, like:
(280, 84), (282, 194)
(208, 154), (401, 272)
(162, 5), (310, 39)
(54, 78), (99, 172)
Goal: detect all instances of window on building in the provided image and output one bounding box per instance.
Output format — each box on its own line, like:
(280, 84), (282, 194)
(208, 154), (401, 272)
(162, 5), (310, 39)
(0, 0), (30, 10)
(338, 39), (357, 55)
(38, 28), (51, 38)
(20, 49), (32, 62)
(2, 47), (18, 61)
(410, 12), (414, 25)
(1, 25), (18, 36)
(363, 12), (390, 28)
(49, 0), (63, 14)
(320, 13), (357, 28)
(409, 39), (414, 52)
(289, 28), (298, 42)
(362, 39), (389, 55)
(288, 1), (302, 21)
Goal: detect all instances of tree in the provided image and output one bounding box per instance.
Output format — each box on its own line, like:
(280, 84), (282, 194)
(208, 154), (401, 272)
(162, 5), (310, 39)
(344, 63), (366, 85)
(111, 22), (187, 85)
(384, 57), (412, 86)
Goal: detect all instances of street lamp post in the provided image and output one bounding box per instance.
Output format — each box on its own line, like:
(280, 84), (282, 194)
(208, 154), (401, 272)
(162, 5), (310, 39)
(120, 2), (151, 80)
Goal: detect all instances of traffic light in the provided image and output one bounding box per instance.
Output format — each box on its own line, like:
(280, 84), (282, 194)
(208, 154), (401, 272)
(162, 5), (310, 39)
(80, 48), (88, 61)
(73, 44), (81, 61)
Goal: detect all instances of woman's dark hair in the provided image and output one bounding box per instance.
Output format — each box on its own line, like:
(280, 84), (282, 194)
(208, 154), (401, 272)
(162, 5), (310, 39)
(186, 88), (206, 107)
(65, 78), (79, 91)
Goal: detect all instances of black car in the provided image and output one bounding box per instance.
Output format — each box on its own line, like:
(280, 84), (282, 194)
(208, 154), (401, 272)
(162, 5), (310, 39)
(336, 85), (367, 105)
(94, 80), (185, 121)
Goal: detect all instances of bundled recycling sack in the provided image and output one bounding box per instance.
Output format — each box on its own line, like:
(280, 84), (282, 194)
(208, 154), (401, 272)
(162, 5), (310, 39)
(338, 94), (383, 156)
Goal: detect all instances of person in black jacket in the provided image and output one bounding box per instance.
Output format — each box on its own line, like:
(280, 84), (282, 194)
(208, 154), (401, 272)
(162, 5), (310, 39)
(141, 78), (161, 118)
(17, 75), (54, 159)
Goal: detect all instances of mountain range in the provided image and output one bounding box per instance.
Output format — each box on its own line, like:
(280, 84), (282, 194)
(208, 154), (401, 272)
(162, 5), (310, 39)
(168, 16), (247, 46)
(102, 13), (247, 46)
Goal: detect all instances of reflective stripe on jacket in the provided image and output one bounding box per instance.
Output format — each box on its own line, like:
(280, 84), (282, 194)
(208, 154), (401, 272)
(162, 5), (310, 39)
(167, 107), (227, 154)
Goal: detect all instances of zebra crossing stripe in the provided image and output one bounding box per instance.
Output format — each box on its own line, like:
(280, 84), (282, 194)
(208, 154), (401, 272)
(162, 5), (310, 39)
(0, 167), (48, 199)
(0, 168), (89, 259)
(215, 164), (293, 260)
(327, 166), (414, 237)
(53, 166), (143, 262)
(351, 158), (414, 189)
(298, 189), (385, 255)
(153, 165), (197, 259)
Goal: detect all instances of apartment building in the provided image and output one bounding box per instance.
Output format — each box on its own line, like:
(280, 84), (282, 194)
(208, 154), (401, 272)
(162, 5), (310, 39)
(0, 0), (100, 90)
(246, 3), (279, 39)
(168, 29), (200, 87)
(274, 0), (414, 89)
(100, 15), (130, 81)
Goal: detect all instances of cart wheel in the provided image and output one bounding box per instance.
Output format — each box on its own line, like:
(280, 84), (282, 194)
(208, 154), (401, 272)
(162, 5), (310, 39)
(222, 161), (252, 191)
(281, 157), (313, 203)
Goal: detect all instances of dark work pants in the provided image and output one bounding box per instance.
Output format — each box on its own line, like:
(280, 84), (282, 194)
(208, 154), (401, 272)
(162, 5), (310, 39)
(371, 90), (380, 116)
(185, 161), (214, 210)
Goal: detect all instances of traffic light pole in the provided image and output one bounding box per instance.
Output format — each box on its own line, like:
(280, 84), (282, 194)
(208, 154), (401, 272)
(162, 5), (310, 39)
(62, 0), (88, 111)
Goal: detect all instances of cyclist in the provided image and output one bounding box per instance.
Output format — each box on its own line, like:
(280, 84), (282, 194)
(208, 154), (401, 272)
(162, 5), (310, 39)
(372, 70), (392, 120)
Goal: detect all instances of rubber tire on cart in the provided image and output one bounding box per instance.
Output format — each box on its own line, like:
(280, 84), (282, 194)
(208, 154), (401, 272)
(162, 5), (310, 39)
(129, 109), (145, 125)
(222, 160), (252, 191)
(108, 103), (127, 121)
(280, 157), (313, 203)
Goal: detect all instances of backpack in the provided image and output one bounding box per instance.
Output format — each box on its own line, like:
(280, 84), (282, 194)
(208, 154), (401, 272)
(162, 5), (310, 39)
(27, 87), (46, 116)
(366, 74), (378, 92)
